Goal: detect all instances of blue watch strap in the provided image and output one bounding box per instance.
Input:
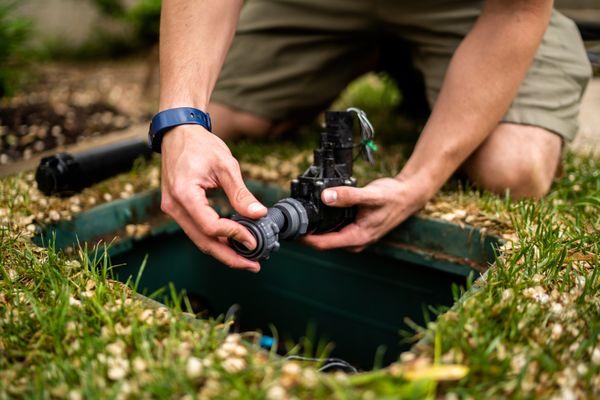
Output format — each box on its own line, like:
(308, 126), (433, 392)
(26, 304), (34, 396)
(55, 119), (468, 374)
(148, 107), (212, 153)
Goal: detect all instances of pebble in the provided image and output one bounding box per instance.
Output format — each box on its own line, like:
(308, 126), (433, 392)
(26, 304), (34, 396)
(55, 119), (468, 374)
(33, 141), (45, 152)
(68, 297), (82, 307)
(51, 125), (62, 136)
(68, 390), (82, 400)
(132, 357), (147, 373)
(106, 340), (125, 356)
(222, 357), (245, 373)
(551, 324), (563, 340)
(266, 385), (286, 400)
(186, 357), (203, 378)
(125, 224), (136, 237)
(107, 362), (128, 380)
(592, 348), (600, 365)
(36, 126), (48, 139)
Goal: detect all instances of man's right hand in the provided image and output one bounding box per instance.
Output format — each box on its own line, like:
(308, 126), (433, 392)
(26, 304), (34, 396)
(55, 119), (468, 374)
(160, 125), (267, 272)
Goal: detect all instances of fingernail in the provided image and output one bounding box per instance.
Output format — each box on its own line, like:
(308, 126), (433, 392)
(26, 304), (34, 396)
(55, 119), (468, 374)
(242, 240), (255, 250)
(323, 190), (337, 204)
(248, 202), (265, 213)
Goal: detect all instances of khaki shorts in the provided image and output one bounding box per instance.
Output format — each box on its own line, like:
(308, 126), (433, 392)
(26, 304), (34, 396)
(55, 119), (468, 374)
(213, 1), (593, 142)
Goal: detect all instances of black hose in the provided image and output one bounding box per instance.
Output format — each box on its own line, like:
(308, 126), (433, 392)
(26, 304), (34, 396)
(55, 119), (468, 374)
(35, 138), (152, 196)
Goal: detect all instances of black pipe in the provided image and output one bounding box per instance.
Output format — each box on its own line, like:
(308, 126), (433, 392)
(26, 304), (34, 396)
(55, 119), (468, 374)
(35, 138), (152, 196)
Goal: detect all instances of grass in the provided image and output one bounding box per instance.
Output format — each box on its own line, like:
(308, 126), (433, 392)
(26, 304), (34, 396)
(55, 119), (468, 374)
(1, 73), (599, 398)
(427, 154), (600, 398)
(0, 200), (448, 399)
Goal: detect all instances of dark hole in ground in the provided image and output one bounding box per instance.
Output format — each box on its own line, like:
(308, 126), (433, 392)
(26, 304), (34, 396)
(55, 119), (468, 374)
(110, 229), (474, 371)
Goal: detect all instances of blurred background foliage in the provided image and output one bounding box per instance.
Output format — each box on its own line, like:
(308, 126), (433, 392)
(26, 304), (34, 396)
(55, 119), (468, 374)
(38, 0), (160, 60)
(0, 1), (32, 97)
(0, 0), (161, 98)
(1, 0), (419, 141)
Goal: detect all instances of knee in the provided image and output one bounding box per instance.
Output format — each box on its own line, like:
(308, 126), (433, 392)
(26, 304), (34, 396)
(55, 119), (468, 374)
(463, 124), (561, 199)
(475, 156), (554, 199)
(208, 102), (285, 140)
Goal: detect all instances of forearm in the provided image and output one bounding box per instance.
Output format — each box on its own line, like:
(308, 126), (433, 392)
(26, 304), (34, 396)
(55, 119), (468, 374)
(159, 0), (243, 111)
(398, 0), (552, 197)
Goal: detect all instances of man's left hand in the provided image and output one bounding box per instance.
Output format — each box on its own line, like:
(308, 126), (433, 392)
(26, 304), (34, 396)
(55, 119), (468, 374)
(302, 177), (429, 252)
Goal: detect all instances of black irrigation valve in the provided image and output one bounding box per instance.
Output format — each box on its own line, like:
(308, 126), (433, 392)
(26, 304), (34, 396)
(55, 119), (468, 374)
(230, 109), (377, 261)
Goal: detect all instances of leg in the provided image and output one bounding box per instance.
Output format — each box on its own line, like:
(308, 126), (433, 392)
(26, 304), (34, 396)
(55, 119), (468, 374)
(394, 6), (589, 199)
(210, 1), (376, 141)
(462, 123), (562, 199)
(207, 102), (291, 141)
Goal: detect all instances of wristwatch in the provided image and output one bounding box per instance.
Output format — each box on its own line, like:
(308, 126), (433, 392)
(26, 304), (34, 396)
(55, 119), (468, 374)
(148, 107), (212, 153)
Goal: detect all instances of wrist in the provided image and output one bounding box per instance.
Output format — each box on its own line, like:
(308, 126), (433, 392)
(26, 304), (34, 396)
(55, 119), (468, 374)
(396, 148), (459, 201)
(160, 125), (186, 152)
(161, 124), (213, 153)
(393, 172), (437, 205)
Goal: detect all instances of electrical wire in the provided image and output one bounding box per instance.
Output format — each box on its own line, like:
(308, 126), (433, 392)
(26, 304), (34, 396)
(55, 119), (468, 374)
(346, 107), (377, 165)
(286, 355), (359, 374)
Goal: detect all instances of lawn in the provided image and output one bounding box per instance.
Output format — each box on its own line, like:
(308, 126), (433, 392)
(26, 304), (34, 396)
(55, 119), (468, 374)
(1, 72), (598, 398)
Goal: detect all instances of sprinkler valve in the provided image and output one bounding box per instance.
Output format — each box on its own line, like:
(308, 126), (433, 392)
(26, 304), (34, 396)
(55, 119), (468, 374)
(230, 109), (376, 261)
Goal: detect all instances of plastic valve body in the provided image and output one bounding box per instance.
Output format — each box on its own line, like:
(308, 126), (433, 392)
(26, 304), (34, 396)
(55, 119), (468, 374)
(230, 111), (358, 261)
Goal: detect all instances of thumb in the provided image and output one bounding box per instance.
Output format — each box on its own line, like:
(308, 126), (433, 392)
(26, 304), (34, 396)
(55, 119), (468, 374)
(219, 166), (267, 219)
(321, 186), (379, 207)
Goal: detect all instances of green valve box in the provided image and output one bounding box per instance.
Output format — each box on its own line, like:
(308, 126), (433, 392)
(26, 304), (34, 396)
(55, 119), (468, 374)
(36, 180), (500, 369)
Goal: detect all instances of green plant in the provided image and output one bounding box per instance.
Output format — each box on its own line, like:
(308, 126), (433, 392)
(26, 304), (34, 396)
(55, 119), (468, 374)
(90, 0), (160, 48)
(90, 0), (161, 47)
(0, 1), (31, 97)
(126, 0), (161, 47)
(36, 0), (161, 61)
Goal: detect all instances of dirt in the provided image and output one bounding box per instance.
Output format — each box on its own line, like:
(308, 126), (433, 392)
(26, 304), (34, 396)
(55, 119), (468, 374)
(0, 101), (133, 162)
(0, 60), (157, 166)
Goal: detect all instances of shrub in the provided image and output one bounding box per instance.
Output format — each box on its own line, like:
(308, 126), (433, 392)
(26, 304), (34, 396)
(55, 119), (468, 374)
(0, 2), (31, 98)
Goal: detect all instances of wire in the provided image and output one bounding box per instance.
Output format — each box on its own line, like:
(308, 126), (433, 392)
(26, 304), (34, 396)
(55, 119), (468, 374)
(286, 355), (359, 374)
(346, 107), (377, 165)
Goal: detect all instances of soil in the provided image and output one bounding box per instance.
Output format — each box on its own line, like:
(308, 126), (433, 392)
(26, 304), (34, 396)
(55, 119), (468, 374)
(0, 101), (132, 162)
(0, 60), (158, 165)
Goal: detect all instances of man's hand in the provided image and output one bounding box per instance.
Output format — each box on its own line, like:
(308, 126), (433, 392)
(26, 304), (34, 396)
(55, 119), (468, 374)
(303, 178), (429, 252)
(160, 125), (267, 272)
